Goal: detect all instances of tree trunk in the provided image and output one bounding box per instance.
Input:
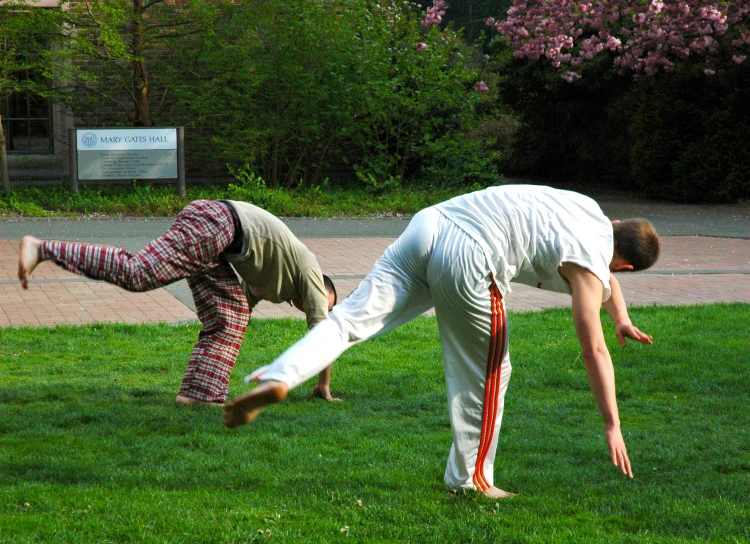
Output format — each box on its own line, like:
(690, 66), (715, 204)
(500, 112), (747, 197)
(132, 0), (151, 127)
(0, 115), (10, 195)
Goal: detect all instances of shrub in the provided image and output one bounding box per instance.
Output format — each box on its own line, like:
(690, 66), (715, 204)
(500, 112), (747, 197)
(496, 52), (634, 187)
(628, 63), (750, 202)
(178, 0), (486, 191)
(419, 132), (503, 188)
(494, 45), (750, 202)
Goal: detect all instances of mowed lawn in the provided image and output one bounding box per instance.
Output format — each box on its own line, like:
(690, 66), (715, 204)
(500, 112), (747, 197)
(1, 304), (748, 543)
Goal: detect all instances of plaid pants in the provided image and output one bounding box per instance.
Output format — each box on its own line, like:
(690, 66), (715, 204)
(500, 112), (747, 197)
(41, 200), (249, 402)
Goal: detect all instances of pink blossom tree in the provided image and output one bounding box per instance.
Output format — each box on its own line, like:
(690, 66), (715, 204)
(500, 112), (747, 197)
(424, 1), (750, 80)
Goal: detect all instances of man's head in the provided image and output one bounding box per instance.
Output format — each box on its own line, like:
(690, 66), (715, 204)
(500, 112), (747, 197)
(292, 274), (337, 313)
(612, 218), (661, 272)
(323, 274), (337, 311)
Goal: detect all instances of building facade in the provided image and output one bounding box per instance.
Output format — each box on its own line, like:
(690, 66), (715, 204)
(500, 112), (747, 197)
(2, 0), (71, 182)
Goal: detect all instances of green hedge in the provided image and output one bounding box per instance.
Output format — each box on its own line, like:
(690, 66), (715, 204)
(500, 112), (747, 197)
(170, 0), (501, 191)
(628, 64), (750, 202)
(496, 50), (750, 203)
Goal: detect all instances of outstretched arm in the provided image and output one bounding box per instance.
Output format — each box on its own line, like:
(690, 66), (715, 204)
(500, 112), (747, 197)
(298, 270), (342, 402)
(603, 275), (653, 347)
(559, 262), (633, 479)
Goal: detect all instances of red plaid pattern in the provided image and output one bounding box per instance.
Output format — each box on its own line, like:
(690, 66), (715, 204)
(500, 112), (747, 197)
(41, 200), (249, 402)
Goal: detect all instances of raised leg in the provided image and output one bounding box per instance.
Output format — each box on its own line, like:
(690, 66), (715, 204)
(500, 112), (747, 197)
(24, 200), (237, 293)
(19, 200), (246, 404)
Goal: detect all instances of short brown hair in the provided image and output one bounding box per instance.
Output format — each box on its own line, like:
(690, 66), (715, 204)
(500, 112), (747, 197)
(612, 218), (661, 271)
(323, 274), (337, 305)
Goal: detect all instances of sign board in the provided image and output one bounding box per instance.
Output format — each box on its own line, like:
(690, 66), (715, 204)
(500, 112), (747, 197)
(76, 128), (178, 181)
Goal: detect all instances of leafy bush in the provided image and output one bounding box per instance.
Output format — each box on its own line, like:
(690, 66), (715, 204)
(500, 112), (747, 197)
(419, 133), (502, 188)
(226, 165), (302, 214)
(176, 0), (487, 191)
(494, 44), (750, 203)
(496, 52), (634, 187)
(628, 63), (750, 203)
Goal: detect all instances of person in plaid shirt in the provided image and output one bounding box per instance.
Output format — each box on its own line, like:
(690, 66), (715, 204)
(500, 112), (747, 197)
(17, 200), (337, 406)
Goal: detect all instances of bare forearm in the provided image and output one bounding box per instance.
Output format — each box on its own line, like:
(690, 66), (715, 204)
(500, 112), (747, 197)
(582, 348), (621, 428)
(562, 261), (633, 477)
(602, 275), (630, 326)
(603, 275), (654, 347)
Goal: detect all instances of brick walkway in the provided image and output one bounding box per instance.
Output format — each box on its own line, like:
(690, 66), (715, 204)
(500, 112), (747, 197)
(1, 234), (748, 327)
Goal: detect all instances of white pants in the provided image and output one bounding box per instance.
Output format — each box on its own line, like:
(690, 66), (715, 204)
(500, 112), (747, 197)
(254, 208), (512, 491)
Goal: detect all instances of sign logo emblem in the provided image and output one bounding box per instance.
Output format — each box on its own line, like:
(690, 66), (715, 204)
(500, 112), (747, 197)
(80, 132), (98, 149)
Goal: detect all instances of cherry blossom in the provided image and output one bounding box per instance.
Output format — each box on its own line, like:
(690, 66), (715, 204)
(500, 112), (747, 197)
(422, 0), (447, 28)
(473, 80), (490, 92)
(423, 0), (750, 79)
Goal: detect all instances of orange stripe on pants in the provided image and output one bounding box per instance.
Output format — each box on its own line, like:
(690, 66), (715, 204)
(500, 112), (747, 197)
(473, 281), (507, 491)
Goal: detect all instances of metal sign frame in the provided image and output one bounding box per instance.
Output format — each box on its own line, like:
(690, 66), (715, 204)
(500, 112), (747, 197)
(68, 127), (185, 196)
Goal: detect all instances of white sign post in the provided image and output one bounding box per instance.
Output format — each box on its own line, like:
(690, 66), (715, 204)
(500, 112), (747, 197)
(69, 127), (185, 196)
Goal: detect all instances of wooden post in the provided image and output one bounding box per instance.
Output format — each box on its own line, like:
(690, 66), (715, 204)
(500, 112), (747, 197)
(68, 128), (78, 193)
(176, 126), (185, 198)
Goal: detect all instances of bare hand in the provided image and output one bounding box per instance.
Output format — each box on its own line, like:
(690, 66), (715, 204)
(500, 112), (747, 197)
(312, 384), (341, 402)
(605, 426), (633, 478)
(615, 323), (653, 347)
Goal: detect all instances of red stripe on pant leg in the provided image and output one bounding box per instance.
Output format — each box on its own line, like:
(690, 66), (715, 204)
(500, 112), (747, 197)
(473, 283), (507, 491)
(473, 284), (501, 490)
(474, 284), (498, 489)
(477, 286), (507, 490)
(475, 285), (504, 491)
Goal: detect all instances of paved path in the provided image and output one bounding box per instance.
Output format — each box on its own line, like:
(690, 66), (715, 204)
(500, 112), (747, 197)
(1, 193), (748, 327)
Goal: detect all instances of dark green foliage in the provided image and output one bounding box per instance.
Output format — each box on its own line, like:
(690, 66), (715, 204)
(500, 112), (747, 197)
(417, 86), (515, 189)
(440, 0), (513, 42)
(170, 0), (494, 191)
(0, 305), (748, 542)
(628, 63), (750, 202)
(496, 52), (633, 187)
(494, 45), (750, 203)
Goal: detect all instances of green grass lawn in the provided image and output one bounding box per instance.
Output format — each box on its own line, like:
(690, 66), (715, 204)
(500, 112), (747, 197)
(1, 304), (748, 543)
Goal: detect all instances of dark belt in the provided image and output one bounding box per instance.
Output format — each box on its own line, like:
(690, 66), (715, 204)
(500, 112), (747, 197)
(221, 201), (244, 254)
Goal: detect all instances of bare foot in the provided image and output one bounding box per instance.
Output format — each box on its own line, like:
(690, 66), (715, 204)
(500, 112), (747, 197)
(223, 380), (289, 429)
(482, 486), (517, 499)
(175, 395), (224, 407)
(312, 384), (342, 402)
(18, 235), (43, 290)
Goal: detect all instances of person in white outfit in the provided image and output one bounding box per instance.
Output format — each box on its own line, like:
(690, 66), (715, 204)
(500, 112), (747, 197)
(223, 185), (661, 499)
